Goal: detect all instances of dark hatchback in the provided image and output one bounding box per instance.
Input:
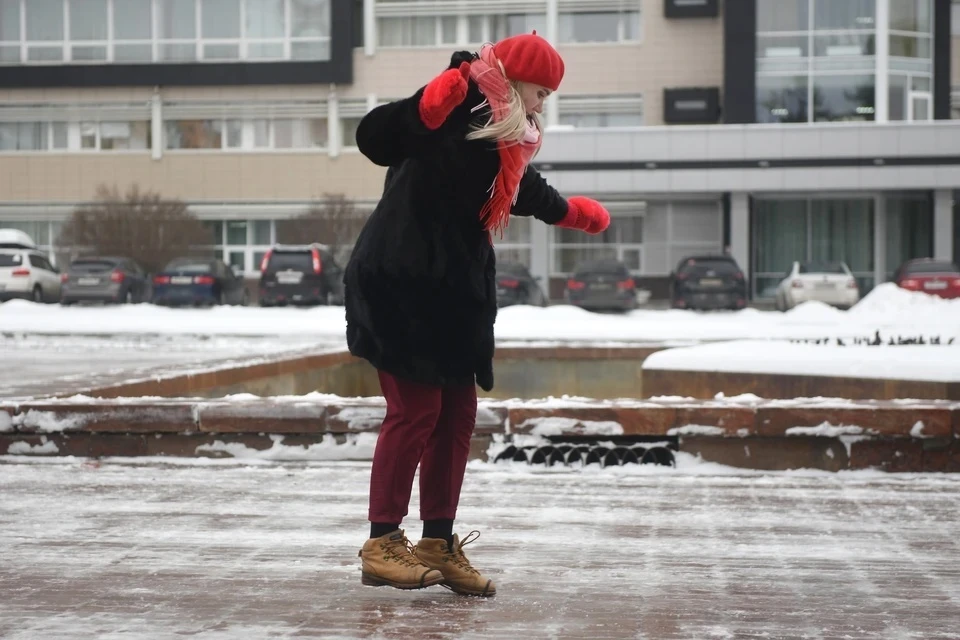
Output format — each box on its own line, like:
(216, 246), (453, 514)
(670, 255), (747, 310)
(258, 244), (344, 306)
(60, 256), (150, 305)
(564, 260), (639, 312)
(152, 257), (248, 306)
(496, 261), (548, 307)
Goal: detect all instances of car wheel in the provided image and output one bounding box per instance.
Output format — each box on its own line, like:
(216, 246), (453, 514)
(32, 286), (42, 303)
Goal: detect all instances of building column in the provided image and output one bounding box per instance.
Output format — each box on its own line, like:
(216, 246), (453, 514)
(934, 189), (954, 260)
(544, 0), (559, 128)
(328, 89), (340, 158)
(729, 192), (750, 281)
(530, 220), (551, 299)
(874, 0), (889, 123)
(364, 0), (376, 57)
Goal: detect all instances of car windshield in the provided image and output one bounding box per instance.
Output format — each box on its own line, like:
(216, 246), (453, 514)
(904, 261), (960, 275)
(0, 253), (23, 267)
(164, 259), (212, 273)
(267, 252), (314, 272)
(679, 258), (738, 275)
(70, 260), (117, 273)
(799, 261), (846, 274)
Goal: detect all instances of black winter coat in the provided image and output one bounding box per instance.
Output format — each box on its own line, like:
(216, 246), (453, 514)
(344, 51), (570, 391)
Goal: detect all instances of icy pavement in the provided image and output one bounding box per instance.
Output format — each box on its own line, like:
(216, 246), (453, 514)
(1, 459), (959, 639)
(0, 334), (344, 400)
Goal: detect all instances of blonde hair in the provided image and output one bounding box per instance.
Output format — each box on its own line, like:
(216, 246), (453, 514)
(465, 74), (543, 146)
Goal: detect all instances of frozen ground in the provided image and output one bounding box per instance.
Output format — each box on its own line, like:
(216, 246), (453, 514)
(2, 283), (958, 398)
(1, 458), (958, 639)
(0, 334), (341, 400)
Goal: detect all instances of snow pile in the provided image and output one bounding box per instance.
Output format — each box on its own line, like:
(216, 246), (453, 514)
(642, 339), (960, 381)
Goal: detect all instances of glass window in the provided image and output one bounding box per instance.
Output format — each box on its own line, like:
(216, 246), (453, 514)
(71, 45), (107, 60)
(221, 119), (242, 148)
(114, 44), (153, 61)
(27, 0), (63, 41)
(158, 0), (196, 39)
(26, 46), (63, 61)
(0, 45), (18, 61)
(114, 0), (152, 39)
(165, 120), (222, 149)
(202, 220), (224, 245)
(757, 0), (808, 32)
(756, 75), (808, 122)
(0, 0), (20, 41)
(0, 123), (47, 150)
(813, 33), (874, 57)
(291, 40), (328, 59)
(252, 220), (271, 244)
(246, 0), (284, 38)
(888, 73), (907, 120)
(378, 16), (436, 47)
(290, 0), (329, 39)
(753, 199), (807, 297)
(890, 0), (932, 33)
(467, 15), (484, 42)
(813, 74), (874, 121)
(885, 193), (932, 279)
(226, 221), (247, 245)
(253, 119), (270, 146)
(80, 122), (97, 148)
(813, 0), (875, 30)
(558, 11), (639, 43)
(227, 251), (245, 271)
(204, 43), (240, 58)
(274, 118), (327, 148)
(202, 0), (240, 39)
(159, 43), (196, 61)
(890, 35), (932, 58)
(757, 34), (808, 58)
(440, 16), (457, 44)
(70, 0), (107, 40)
(248, 42), (284, 58)
(100, 121), (150, 150)
(490, 14), (545, 41)
(810, 198), (874, 290)
(341, 117), (362, 147)
(52, 122), (68, 148)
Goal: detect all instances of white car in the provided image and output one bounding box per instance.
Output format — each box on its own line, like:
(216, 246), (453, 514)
(0, 229), (62, 303)
(774, 260), (860, 311)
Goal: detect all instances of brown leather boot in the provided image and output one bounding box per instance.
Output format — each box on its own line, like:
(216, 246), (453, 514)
(413, 531), (496, 597)
(359, 529), (444, 590)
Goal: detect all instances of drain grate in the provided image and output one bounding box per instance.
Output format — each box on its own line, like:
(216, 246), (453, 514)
(493, 439), (677, 468)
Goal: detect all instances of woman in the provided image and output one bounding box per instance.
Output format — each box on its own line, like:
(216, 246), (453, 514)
(346, 32), (610, 597)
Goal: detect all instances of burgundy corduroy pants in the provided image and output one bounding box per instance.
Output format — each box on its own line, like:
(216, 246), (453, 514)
(368, 369), (478, 524)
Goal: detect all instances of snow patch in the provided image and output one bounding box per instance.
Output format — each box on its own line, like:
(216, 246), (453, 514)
(667, 425), (726, 436)
(195, 433), (378, 461)
(329, 407), (386, 431)
(910, 421), (928, 438)
(15, 410), (87, 433)
(6, 437), (59, 455)
(0, 410), (12, 432)
(521, 417), (623, 437)
(785, 423), (865, 437)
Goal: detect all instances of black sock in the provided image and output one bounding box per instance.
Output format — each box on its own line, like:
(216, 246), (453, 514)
(422, 519), (454, 546)
(370, 522), (401, 539)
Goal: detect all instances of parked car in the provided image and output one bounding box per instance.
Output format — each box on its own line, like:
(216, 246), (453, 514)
(893, 258), (960, 299)
(152, 257), (248, 306)
(774, 260), (860, 311)
(496, 261), (547, 307)
(564, 259), (639, 312)
(670, 254), (747, 311)
(60, 256), (150, 305)
(258, 244), (344, 306)
(0, 229), (61, 303)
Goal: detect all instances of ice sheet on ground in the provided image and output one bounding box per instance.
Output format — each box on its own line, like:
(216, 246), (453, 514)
(0, 459), (958, 639)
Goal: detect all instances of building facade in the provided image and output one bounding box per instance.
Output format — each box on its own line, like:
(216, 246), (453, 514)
(0, 0), (957, 300)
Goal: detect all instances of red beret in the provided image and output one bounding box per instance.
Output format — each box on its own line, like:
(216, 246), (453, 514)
(492, 31), (565, 91)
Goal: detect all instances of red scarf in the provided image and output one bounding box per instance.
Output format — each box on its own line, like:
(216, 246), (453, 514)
(468, 45), (542, 237)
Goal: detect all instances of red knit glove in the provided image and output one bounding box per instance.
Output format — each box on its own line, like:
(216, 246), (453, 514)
(556, 196), (610, 234)
(418, 62), (471, 130)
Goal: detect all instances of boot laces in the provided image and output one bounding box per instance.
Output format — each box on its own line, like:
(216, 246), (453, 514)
(445, 530), (481, 575)
(380, 535), (421, 568)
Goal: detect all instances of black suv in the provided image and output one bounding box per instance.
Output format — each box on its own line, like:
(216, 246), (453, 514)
(670, 254), (747, 310)
(258, 244), (345, 306)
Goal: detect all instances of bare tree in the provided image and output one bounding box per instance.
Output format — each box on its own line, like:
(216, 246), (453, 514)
(276, 193), (368, 262)
(58, 184), (213, 274)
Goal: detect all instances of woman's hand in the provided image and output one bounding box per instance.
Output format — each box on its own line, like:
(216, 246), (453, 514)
(418, 62), (471, 130)
(556, 196), (610, 234)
